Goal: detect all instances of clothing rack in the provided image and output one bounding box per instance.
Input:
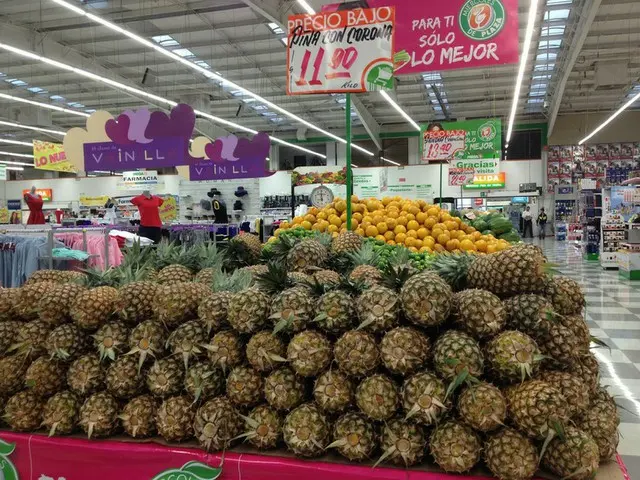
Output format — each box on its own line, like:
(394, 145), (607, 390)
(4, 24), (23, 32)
(0, 228), (56, 269)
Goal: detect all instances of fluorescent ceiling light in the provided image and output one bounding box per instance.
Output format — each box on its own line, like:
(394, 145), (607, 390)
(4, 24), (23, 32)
(0, 150), (33, 158)
(48, 0), (361, 155)
(382, 157), (401, 166)
(0, 119), (65, 136)
(0, 159), (34, 166)
(297, 0), (316, 14)
(380, 90), (421, 131)
(0, 42), (326, 160)
(0, 92), (90, 117)
(506, 0), (540, 142)
(579, 91), (640, 145)
(5, 166), (24, 171)
(0, 138), (32, 147)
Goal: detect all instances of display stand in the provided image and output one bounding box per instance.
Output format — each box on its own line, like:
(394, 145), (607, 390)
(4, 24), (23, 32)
(0, 432), (628, 480)
(601, 213), (626, 269)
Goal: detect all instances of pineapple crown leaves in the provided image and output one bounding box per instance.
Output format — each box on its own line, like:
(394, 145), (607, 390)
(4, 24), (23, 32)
(222, 240), (257, 271)
(253, 262), (295, 295)
(538, 420), (567, 467)
(443, 360), (480, 400)
(346, 242), (381, 267)
(120, 240), (157, 271)
(372, 426), (413, 469)
(428, 252), (476, 291)
(380, 263), (414, 292)
(197, 243), (225, 271)
(80, 266), (120, 288)
(212, 268), (253, 294)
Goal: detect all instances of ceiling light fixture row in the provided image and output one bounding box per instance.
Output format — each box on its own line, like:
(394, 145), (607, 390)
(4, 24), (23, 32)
(48, 0), (375, 157)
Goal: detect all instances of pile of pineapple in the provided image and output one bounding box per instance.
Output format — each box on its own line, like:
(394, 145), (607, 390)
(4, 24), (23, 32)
(0, 232), (619, 480)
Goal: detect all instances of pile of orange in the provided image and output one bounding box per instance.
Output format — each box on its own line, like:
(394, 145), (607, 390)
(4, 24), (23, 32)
(273, 196), (511, 254)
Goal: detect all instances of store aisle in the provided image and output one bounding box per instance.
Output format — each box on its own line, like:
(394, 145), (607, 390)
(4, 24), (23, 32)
(536, 238), (640, 477)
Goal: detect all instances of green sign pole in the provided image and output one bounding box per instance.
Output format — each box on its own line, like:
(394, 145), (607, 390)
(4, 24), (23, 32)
(346, 93), (353, 230)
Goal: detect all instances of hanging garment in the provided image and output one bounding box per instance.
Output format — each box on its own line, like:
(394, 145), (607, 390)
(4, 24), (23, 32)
(25, 194), (46, 225)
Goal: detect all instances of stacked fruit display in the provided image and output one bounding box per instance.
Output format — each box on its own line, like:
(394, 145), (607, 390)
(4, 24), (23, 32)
(461, 210), (521, 243)
(0, 234), (619, 480)
(275, 197), (513, 254)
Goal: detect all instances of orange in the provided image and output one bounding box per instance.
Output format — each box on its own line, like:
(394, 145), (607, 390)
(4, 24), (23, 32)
(384, 231), (395, 241)
(445, 221), (458, 231)
(409, 246), (419, 253)
(280, 221), (290, 229)
(432, 228), (444, 239)
(360, 221), (371, 231)
(329, 215), (341, 227)
(385, 218), (397, 230)
(427, 207), (440, 217)
(332, 231), (339, 238)
(316, 212), (327, 221)
(386, 210), (399, 219)
(335, 200), (347, 213)
(467, 226), (477, 234)
(308, 207), (319, 216)
(424, 237), (436, 250)
(395, 232), (407, 244)
(472, 231), (482, 241)
(416, 212), (428, 224)
(366, 200), (379, 212)
(407, 220), (420, 231)
(407, 230), (418, 239)
(434, 243), (445, 253)
(486, 244), (498, 254)
(372, 215), (384, 226)
(375, 235), (386, 243)
(273, 228), (282, 237)
(424, 217), (437, 229)
(377, 222), (388, 234)
(355, 228), (365, 236)
(437, 233), (451, 245)
(420, 246), (432, 253)
(404, 236), (415, 247)
(405, 213), (416, 222)
(325, 208), (337, 217)
(413, 239), (423, 249)
(301, 221), (312, 230)
(409, 206), (421, 216)
(440, 213), (452, 222)
(293, 216), (303, 224)
(351, 195), (360, 203)
(352, 212), (363, 222)
(365, 225), (379, 237)
(417, 228), (429, 240)
(327, 224), (339, 233)
(347, 219), (359, 231)
(446, 239), (460, 251)
(396, 216), (408, 227)
(304, 214), (316, 224)
(460, 239), (476, 251)
(312, 223), (323, 232)
(394, 225), (407, 235)
(340, 212), (347, 223)
(387, 240), (396, 246)
(382, 197), (392, 206)
(475, 239), (488, 252)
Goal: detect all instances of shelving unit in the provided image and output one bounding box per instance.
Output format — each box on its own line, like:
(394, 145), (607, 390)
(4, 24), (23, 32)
(601, 213), (626, 269)
(580, 189), (602, 261)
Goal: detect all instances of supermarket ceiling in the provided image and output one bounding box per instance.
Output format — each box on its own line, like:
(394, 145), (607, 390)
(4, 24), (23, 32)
(0, 0), (638, 153)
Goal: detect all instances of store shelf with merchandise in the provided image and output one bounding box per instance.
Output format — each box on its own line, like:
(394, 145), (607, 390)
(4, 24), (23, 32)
(600, 213), (627, 269)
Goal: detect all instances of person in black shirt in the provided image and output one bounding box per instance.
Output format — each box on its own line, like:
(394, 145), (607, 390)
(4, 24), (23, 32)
(537, 208), (548, 239)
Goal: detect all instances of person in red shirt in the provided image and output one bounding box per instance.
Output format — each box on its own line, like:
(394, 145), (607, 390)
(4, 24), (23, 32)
(131, 190), (164, 243)
(24, 186), (46, 225)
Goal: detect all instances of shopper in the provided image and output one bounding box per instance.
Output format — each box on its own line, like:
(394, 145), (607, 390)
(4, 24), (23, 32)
(522, 206), (533, 238)
(104, 197), (118, 224)
(131, 190), (164, 244)
(24, 186), (45, 225)
(537, 207), (548, 239)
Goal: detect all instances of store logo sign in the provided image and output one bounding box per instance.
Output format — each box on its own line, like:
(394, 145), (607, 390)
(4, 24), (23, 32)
(152, 461), (222, 480)
(459, 0), (506, 40)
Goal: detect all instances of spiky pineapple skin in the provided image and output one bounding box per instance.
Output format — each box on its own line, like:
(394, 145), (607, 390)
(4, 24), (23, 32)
(0, 288), (21, 322)
(198, 291), (232, 333)
(313, 370), (353, 414)
(379, 418), (426, 467)
(166, 320), (206, 369)
(453, 289), (506, 339)
(433, 330), (484, 380)
(283, 403), (329, 457)
(116, 281), (158, 325)
(245, 404), (282, 450)
(228, 287), (271, 334)
(543, 426), (600, 480)
(71, 286), (118, 331)
(157, 264), (193, 284)
(15, 282), (57, 319)
(430, 420), (481, 473)
(535, 322), (581, 367)
(94, 321), (130, 362)
(334, 330), (380, 378)
(332, 231), (362, 254)
(264, 367), (306, 411)
(120, 394), (157, 438)
(47, 323), (89, 361)
(226, 366), (264, 408)
(576, 391), (620, 461)
(287, 239), (328, 271)
(127, 320), (166, 367)
(458, 382), (506, 432)
(42, 390), (80, 436)
(106, 355), (145, 400)
(503, 294), (555, 336)
(312, 269), (341, 288)
(67, 355), (104, 397)
(402, 372), (449, 426)
(26, 270), (85, 285)
(37, 283), (86, 327)
(193, 396), (243, 451)
(316, 290), (355, 334)
(401, 272), (452, 327)
(538, 371), (589, 418)
(156, 396), (195, 442)
(0, 355), (28, 396)
(147, 357), (184, 398)
(79, 392), (119, 438)
(0, 321), (22, 356)
(380, 327), (430, 376)
(331, 412), (376, 461)
(568, 352), (600, 394)
(287, 330), (332, 377)
(184, 362), (225, 403)
(356, 285), (399, 333)
(15, 320), (52, 358)
(269, 286), (315, 333)
(155, 283), (209, 329)
(544, 275), (585, 315)
(25, 356), (67, 397)
(485, 331), (540, 383)
(246, 331), (286, 373)
(484, 428), (539, 480)
(5, 391), (43, 432)
(356, 374), (398, 421)
(349, 265), (381, 287)
(206, 330), (244, 372)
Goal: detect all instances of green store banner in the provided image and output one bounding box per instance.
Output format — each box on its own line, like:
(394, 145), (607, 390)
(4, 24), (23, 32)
(421, 118), (502, 174)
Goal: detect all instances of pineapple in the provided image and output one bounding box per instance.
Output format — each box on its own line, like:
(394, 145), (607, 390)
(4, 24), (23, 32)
(576, 394), (620, 461)
(147, 358), (184, 398)
(400, 272), (452, 327)
(246, 331), (286, 373)
(484, 428), (539, 480)
(194, 268), (216, 285)
(155, 283), (210, 329)
(287, 330), (332, 377)
(334, 330), (380, 377)
(227, 287), (271, 334)
(0, 321), (22, 356)
(430, 252), (476, 291)
(560, 314), (591, 354)
(26, 270), (86, 284)
(205, 330), (244, 372)
(466, 244), (547, 296)
(166, 320), (206, 369)
(154, 242), (199, 283)
(283, 403), (329, 457)
(37, 283), (86, 326)
(543, 426), (599, 480)
(239, 264), (268, 281)
(311, 269), (342, 288)
(332, 231), (363, 254)
(535, 322), (581, 367)
(485, 331), (541, 383)
(4, 391), (44, 431)
(355, 374), (399, 421)
(430, 420), (482, 473)
(106, 355), (145, 399)
(79, 392), (119, 438)
(230, 233), (263, 264)
(453, 289), (506, 339)
(506, 380), (569, 440)
(313, 370), (353, 413)
(226, 366), (264, 408)
(67, 355), (104, 396)
(457, 382), (506, 432)
(93, 321), (130, 362)
(328, 412), (376, 461)
(195, 243), (224, 284)
(356, 285), (399, 333)
(433, 330), (484, 380)
(288, 271), (311, 284)
(194, 396), (243, 451)
(538, 371), (589, 418)
(156, 395), (195, 442)
(264, 367), (306, 411)
(71, 286), (119, 331)
(314, 289), (355, 334)
(568, 352), (600, 394)
(42, 390), (80, 436)
(12, 320), (52, 358)
(115, 280), (158, 325)
(0, 355), (28, 396)
(46, 323), (89, 361)
(25, 356), (67, 397)
(347, 243), (382, 287)
(0, 288), (21, 321)
(184, 362), (225, 403)
(198, 269), (252, 334)
(269, 286), (315, 334)
(15, 281), (57, 319)
(544, 275), (585, 315)
(380, 327), (429, 376)
(241, 404), (282, 450)
(127, 320), (167, 370)
(120, 394), (157, 438)
(287, 239), (328, 271)
(402, 372), (449, 426)
(377, 417), (426, 467)
(157, 264), (193, 284)
(503, 294), (556, 337)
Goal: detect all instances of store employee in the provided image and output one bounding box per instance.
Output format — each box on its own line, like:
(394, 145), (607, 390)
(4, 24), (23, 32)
(131, 190), (164, 243)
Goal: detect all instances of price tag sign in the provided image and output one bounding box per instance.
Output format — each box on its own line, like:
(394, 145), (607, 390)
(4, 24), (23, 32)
(423, 129), (466, 162)
(286, 7), (395, 95)
(448, 167), (475, 186)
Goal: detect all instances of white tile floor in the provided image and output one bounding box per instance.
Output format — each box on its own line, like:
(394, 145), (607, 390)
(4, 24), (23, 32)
(538, 238), (640, 477)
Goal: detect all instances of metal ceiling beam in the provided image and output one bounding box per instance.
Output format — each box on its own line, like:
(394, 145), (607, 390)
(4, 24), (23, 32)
(547, 0), (604, 136)
(240, 0), (289, 27)
(351, 95), (382, 151)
